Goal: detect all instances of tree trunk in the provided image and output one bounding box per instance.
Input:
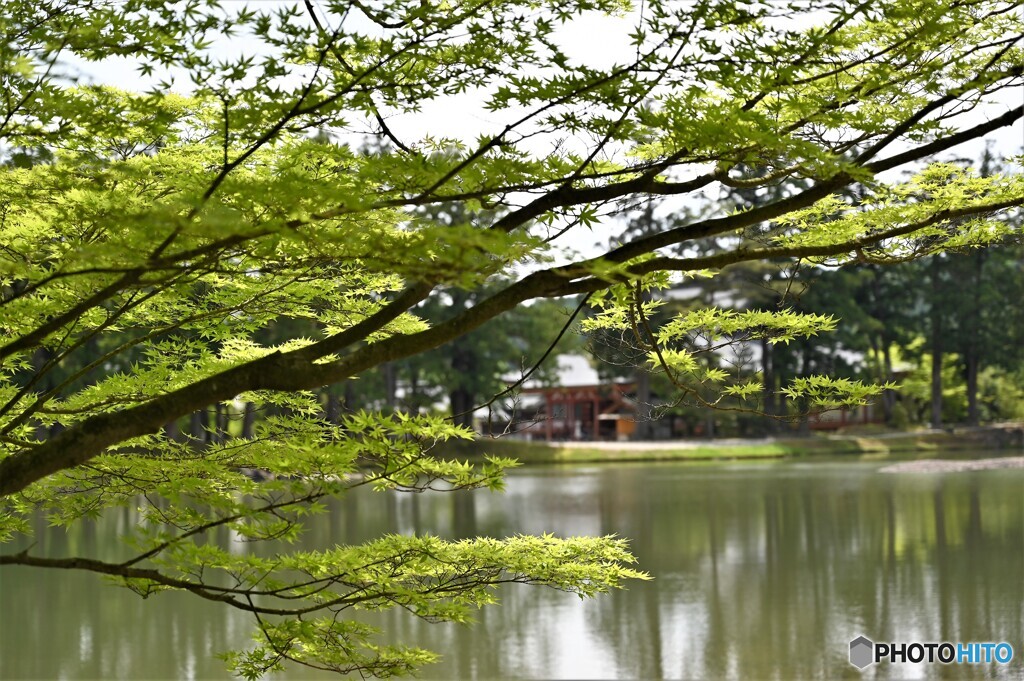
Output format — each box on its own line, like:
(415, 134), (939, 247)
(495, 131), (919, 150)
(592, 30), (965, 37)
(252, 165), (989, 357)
(450, 342), (476, 430)
(242, 402), (256, 439)
(325, 392), (341, 425)
(796, 406), (810, 436)
(382, 362), (397, 411)
(965, 350), (980, 426)
(449, 387), (475, 429)
(343, 380), (356, 413)
(796, 342), (810, 436)
(760, 337), (777, 433)
(882, 338), (896, 425)
(930, 258), (944, 430)
(213, 403), (228, 444)
(964, 250), (985, 426)
(189, 408), (209, 444)
(408, 366), (420, 414)
(162, 420), (183, 443)
(869, 268), (896, 425)
(775, 347), (789, 432)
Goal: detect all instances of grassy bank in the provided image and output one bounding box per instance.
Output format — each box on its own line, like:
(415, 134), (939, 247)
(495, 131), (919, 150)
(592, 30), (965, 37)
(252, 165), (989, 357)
(438, 426), (1023, 465)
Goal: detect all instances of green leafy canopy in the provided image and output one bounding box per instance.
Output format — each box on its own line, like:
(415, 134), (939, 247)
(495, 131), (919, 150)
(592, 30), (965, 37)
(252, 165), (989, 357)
(1, 0), (1022, 676)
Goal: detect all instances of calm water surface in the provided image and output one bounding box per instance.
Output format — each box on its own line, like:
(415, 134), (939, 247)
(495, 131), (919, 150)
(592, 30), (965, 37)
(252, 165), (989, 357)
(1, 458), (1022, 680)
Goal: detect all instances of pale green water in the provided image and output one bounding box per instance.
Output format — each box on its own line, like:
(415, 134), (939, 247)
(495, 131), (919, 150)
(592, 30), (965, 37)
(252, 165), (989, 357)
(1, 458), (1022, 680)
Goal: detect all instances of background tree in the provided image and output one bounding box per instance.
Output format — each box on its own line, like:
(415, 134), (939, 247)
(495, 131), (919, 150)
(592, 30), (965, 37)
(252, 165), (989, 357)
(405, 287), (575, 428)
(1, 0), (1023, 677)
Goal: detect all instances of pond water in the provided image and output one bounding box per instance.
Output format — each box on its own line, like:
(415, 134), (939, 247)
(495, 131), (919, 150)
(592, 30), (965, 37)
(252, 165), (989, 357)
(1, 457), (1022, 680)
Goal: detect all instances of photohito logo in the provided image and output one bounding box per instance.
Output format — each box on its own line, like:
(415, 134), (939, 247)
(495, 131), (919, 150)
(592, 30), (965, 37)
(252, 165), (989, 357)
(849, 636), (1014, 669)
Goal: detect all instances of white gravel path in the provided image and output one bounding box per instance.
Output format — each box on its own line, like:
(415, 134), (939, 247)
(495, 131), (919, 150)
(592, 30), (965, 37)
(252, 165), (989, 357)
(879, 456), (1024, 473)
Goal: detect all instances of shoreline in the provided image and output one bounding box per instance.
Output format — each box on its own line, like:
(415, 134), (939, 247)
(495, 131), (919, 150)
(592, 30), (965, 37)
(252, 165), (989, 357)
(442, 425), (1024, 465)
(879, 456), (1024, 473)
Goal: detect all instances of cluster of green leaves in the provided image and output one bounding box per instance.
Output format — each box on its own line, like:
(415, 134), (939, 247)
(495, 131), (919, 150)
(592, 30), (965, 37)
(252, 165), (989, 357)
(775, 160), (1024, 258)
(1, 0), (1022, 676)
(583, 275), (885, 410)
(652, 307), (838, 346)
(221, 533), (646, 679)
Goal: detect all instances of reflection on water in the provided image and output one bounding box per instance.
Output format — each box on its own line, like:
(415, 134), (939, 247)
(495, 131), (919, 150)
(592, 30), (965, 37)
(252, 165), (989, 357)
(1, 460), (1022, 679)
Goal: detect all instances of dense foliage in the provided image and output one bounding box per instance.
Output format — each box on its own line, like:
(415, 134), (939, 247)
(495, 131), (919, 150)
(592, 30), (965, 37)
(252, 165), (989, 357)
(589, 153), (1024, 436)
(1, 0), (1022, 676)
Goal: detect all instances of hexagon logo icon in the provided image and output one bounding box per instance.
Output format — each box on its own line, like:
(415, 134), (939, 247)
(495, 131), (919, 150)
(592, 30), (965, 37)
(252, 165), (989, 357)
(850, 635), (875, 669)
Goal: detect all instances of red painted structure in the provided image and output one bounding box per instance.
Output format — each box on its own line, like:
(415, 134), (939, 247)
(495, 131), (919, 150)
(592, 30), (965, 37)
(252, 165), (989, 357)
(807, 403), (881, 429)
(521, 382), (636, 441)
